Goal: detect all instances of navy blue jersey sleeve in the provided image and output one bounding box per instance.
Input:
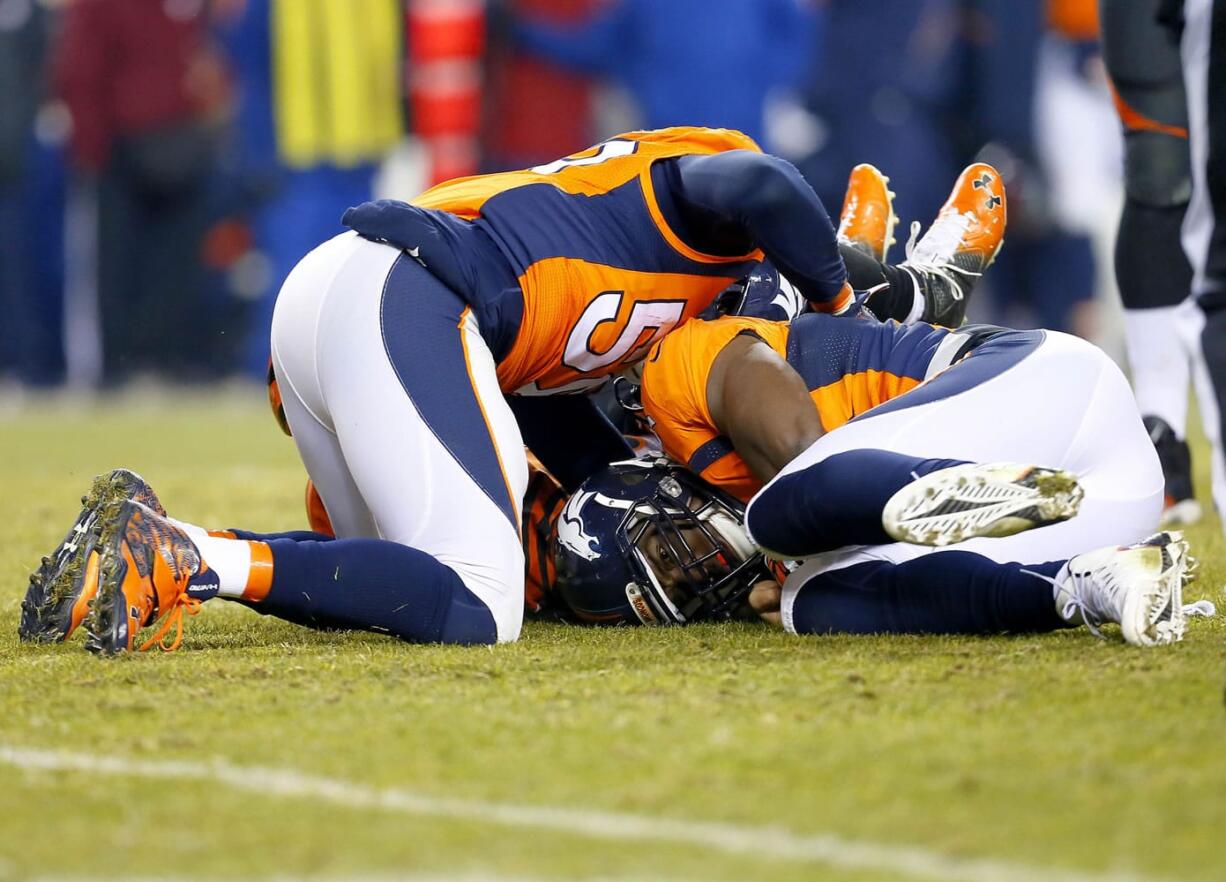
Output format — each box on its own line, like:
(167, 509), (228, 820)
(670, 151), (848, 305)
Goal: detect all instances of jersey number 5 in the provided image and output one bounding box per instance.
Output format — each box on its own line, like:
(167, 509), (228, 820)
(562, 292), (687, 373)
(531, 139), (637, 175)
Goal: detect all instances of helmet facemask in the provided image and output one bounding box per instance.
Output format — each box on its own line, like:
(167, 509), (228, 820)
(614, 470), (763, 624)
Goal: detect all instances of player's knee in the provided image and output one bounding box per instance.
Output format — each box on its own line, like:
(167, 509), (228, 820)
(1123, 132), (1191, 208)
(448, 552), (526, 644)
(433, 588), (499, 645)
(745, 466), (841, 558)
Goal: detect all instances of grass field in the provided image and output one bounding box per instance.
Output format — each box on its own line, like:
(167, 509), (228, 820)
(1, 389), (1223, 882)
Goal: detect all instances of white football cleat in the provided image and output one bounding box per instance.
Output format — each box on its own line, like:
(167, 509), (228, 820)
(1045, 531), (1211, 647)
(882, 462), (1084, 547)
(1159, 497), (1203, 529)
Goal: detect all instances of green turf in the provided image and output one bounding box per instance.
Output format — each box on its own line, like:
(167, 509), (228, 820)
(0, 390), (1223, 882)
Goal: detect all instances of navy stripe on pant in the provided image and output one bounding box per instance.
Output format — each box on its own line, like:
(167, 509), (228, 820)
(379, 255), (518, 531)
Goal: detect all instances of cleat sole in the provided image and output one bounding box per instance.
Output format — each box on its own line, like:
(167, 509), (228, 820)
(20, 473), (118, 642)
(21, 469), (162, 644)
(1119, 533), (1189, 647)
(883, 463), (1084, 547)
(83, 498), (137, 657)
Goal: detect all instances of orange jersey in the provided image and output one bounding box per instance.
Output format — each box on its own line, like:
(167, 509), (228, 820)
(641, 314), (960, 502)
(413, 127), (766, 395)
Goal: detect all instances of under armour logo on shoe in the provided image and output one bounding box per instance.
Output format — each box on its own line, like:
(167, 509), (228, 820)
(986, 194), (1003, 209)
(972, 173), (993, 190)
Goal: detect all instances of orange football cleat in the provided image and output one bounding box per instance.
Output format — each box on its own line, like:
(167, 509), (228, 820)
(20, 469), (164, 643)
(902, 162), (1007, 327)
(86, 501), (217, 655)
(836, 163), (898, 263)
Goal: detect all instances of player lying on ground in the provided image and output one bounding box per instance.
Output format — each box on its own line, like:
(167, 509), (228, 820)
(18, 130), (1000, 653)
(553, 458), (1213, 647)
(549, 306), (1219, 644)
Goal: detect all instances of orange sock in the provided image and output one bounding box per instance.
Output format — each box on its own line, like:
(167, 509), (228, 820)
(189, 534), (274, 602)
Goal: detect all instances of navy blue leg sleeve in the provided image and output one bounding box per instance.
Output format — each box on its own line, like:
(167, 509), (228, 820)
(246, 538), (497, 645)
(747, 450), (966, 557)
(790, 554), (1068, 635)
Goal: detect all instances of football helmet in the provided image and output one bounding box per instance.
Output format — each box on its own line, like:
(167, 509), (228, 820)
(552, 458), (764, 625)
(704, 262), (807, 323)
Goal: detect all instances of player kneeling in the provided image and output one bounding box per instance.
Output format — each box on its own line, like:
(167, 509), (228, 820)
(552, 458), (1212, 647)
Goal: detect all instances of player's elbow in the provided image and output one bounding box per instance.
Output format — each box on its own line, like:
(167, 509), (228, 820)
(768, 415), (822, 476)
(739, 418), (819, 486)
(734, 154), (807, 217)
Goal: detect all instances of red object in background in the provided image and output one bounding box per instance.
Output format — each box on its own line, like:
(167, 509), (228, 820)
(54, 0), (230, 171)
(1047, 0), (1099, 40)
(408, 0), (485, 184)
(413, 60), (484, 137)
(484, 0), (597, 170)
(200, 218), (253, 271)
(410, 0), (485, 62)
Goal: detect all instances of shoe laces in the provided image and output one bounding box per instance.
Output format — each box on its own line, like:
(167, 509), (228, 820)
(1185, 599), (1217, 617)
(1024, 557), (1215, 641)
(138, 591), (203, 652)
(904, 216), (980, 281)
(1178, 552), (1217, 618)
(1024, 564), (1120, 639)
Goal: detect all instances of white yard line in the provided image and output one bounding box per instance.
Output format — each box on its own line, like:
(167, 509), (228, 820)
(0, 744), (1169, 882)
(22, 876), (666, 882)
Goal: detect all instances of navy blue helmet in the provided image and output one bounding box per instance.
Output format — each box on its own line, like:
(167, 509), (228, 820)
(552, 458), (764, 625)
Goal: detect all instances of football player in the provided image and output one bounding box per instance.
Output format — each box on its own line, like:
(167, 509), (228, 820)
(1101, 0), (1206, 527)
(348, 158), (1005, 332)
(23, 127), (1001, 654)
(549, 216), (1215, 643)
(551, 457), (1213, 647)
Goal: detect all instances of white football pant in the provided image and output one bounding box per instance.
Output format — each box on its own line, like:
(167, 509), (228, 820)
(757, 330), (1164, 635)
(270, 232), (527, 642)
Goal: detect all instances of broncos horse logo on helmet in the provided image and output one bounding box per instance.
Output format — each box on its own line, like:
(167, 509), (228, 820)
(551, 458), (765, 625)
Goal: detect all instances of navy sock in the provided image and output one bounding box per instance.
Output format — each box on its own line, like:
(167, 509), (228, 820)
(241, 538), (498, 645)
(790, 554), (1068, 635)
(226, 529), (333, 543)
(840, 244), (919, 322)
(747, 450), (966, 557)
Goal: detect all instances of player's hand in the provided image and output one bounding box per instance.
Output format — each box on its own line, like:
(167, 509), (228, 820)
(836, 290), (883, 322)
(342, 199), (422, 249)
(747, 579), (782, 628)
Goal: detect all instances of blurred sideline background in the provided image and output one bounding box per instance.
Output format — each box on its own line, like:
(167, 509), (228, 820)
(0, 0), (1123, 392)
